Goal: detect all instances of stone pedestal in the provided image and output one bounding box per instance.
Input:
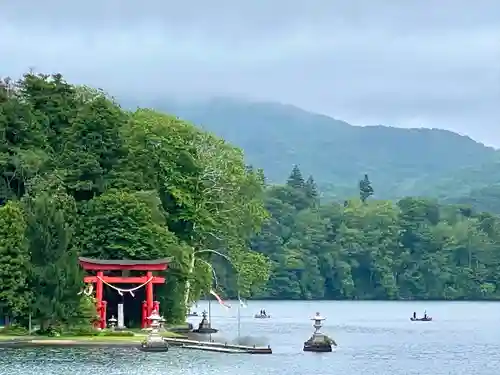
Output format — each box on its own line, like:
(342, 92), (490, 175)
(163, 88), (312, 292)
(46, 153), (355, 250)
(193, 310), (218, 334)
(303, 333), (334, 352)
(303, 312), (336, 352)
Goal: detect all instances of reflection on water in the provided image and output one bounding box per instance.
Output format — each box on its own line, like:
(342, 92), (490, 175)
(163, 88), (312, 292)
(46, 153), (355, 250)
(1, 301), (499, 375)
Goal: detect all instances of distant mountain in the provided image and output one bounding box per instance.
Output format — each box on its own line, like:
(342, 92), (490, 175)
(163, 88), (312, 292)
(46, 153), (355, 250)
(128, 97), (494, 200)
(118, 96), (497, 202)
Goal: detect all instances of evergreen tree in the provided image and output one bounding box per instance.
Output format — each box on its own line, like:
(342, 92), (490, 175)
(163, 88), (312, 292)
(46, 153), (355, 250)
(0, 201), (31, 318)
(304, 175), (319, 205)
(359, 174), (374, 203)
(287, 165), (305, 189)
(24, 187), (83, 329)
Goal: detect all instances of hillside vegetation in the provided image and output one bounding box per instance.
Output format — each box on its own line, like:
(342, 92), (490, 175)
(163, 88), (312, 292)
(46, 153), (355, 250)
(214, 167), (500, 300)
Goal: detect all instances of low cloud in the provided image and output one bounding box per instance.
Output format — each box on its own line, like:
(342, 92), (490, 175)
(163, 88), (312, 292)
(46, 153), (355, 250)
(1, 0), (499, 144)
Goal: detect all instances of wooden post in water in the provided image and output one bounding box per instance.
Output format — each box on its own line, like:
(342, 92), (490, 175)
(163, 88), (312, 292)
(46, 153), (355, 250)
(237, 302), (241, 343)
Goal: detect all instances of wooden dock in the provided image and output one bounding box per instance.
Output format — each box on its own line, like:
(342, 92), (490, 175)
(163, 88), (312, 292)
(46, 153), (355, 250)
(181, 345), (245, 353)
(164, 337), (272, 354)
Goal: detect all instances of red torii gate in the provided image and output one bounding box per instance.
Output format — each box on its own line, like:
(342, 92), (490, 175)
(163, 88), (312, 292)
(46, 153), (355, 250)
(78, 257), (171, 329)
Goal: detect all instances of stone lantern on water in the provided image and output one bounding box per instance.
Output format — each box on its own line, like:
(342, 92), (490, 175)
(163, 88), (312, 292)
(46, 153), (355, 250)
(303, 312), (336, 352)
(193, 310), (218, 334)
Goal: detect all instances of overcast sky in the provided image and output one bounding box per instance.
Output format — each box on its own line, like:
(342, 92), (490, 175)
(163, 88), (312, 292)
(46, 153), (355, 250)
(1, 0), (499, 145)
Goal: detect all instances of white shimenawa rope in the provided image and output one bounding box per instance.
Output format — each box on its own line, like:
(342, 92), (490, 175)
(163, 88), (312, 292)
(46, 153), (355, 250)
(97, 275), (154, 297)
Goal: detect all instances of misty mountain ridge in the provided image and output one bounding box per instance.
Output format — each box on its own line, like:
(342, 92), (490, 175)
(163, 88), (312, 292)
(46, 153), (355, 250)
(126, 95), (490, 144)
(120, 96), (499, 201)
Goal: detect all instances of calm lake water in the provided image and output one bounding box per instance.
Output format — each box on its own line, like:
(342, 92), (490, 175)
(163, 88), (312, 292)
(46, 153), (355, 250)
(1, 301), (499, 375)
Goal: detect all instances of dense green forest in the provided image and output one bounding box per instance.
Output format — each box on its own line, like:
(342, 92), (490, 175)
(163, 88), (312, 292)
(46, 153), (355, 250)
(0, 73), (269, 326)
(1, 73), (500, 331)
(148, 97), (500, 205)
(213, 167), (500, 300)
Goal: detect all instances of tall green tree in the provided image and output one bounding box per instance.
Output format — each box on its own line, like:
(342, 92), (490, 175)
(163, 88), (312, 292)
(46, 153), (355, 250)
(122, 110), (270, 306)
(60, 89), (128, 202)
(359, 174), (374, 203)
(24, 184), (83, 329)
(16, 73), (77, 154)
(0, 77), (48, 204)
(287, 165), (305, 189)
(0, 201), (31, 318)
(305, 175), (319, 207)
(77, 190), (181, 261)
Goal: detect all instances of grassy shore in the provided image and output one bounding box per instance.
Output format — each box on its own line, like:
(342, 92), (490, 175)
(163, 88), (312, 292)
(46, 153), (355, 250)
(0, 330), (184, 343)
(0, 335), (28, 341)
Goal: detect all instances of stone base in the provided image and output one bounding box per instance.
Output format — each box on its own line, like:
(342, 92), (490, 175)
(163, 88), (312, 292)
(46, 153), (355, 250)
(169, 322), (193, 334)
(139, 343), (169, 352)
(193, 327), (218, 334)
(303, 342), (332, 352)
(194, 317), (218, 334)
(139, 335), (169, 352)
(303, 333), (335, 352)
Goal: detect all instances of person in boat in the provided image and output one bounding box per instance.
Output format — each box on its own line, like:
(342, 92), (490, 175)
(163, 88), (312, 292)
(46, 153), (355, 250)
(413, 312), (416, 319)
(423, 311), (427, 319)
(263, 309), (267, 316)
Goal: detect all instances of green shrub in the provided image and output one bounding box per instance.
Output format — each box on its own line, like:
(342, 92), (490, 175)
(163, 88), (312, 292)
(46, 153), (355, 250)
(35, 326), (62, 337)
(99, 330), (135, 337)
(64, 326), (99, 337)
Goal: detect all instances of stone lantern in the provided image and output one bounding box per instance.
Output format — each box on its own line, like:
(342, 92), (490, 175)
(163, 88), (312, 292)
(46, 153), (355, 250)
(140, 309), (169, 352)
(303, 312), (337, 352)
(108, 315), (117, 331)
(148, 309), (162, 334)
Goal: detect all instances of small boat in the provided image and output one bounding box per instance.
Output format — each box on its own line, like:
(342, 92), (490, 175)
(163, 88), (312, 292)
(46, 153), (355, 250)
(410, 316), (432, 322)
(254, 313), (271, 319)
(247, 346), (273, 354)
